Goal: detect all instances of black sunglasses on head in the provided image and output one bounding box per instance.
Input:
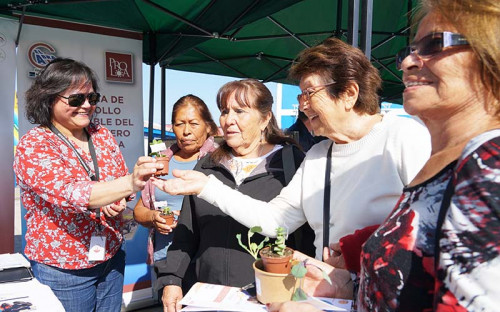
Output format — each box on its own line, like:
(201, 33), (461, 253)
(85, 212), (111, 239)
(58, 92), (101, 107)
(396, 32), (469, 70)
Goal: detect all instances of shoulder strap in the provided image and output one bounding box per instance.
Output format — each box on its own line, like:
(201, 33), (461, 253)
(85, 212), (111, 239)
(282, 144), (295, 185)
(434, 175), (455, 272)
(323, 142), (334, 250)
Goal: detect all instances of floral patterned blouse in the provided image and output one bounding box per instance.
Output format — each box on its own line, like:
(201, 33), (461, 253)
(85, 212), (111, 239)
(358, 131), (500, 311)
(14, 124), (130, 270)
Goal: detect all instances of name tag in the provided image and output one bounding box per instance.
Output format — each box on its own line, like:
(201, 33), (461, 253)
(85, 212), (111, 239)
(88, 236), (106, 261)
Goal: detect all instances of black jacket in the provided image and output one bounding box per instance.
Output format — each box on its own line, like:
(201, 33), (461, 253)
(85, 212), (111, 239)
(155, 145), (305, 291)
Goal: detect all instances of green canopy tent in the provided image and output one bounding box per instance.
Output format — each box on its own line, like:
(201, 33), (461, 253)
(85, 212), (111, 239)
(0, 0), (416, 143)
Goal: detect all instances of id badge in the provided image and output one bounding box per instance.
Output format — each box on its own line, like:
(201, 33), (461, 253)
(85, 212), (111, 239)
(88, 235), (106, 261)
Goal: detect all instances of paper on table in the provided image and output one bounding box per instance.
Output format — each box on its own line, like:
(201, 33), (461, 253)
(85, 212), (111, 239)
(0, 253), (31, 270)
(179, 282), (266, 312)
(0, 279), (65, 311)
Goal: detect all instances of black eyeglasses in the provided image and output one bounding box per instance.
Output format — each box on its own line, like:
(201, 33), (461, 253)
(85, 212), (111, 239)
(58, 92), (101, 107)
(297, 82), (336, 104)
(396, 32), (469, 70)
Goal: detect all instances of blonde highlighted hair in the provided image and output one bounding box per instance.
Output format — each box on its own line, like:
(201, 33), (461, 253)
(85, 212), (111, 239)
(417, 0), (500, 111)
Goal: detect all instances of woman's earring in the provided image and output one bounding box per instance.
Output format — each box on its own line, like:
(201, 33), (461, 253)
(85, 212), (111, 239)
(260, 130), (264, 143)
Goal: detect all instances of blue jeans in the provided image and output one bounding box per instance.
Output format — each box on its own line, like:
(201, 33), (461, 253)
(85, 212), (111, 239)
(31, 248), (125, 312)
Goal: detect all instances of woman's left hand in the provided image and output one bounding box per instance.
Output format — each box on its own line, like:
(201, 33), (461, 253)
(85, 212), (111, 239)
(102, 198), (126, 217)
(293, 250), (353, 299)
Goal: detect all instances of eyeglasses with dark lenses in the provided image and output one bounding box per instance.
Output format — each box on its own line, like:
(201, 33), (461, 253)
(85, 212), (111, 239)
(297, 82), (336, 103)
(58, 92), (101, 107)
(395, 32), (468, 70)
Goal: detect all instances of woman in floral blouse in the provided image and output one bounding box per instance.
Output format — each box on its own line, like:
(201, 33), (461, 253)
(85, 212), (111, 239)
(13, 58), (161, 312)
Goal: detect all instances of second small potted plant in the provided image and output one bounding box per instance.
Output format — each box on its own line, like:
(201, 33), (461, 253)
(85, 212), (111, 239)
(149, 139), (169, 176)
(259, 226), (294, 274)
(159, 206), (175, 226)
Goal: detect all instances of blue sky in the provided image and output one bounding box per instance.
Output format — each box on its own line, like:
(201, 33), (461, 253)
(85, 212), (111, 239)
(142, 64), (279, 127)
(141, 64), (405, 129)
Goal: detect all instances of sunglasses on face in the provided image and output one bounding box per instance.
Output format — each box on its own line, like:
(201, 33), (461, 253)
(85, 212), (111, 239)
(297, 81), (336, 104)
(396, 32), (469, 70)
(58, 92), (101, 107)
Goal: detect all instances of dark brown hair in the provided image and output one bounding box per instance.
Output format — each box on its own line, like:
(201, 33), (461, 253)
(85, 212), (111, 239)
(171, 94), (218, 137)
(289, 37), (382, 115)
(211, 79), (296, 162)
(25, 58), (99, 127)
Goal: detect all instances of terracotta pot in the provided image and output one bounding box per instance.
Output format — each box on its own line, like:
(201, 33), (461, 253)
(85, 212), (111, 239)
(259, 247), (293, 274)
(160, 213), (175, 225)
(154, 158), (169, 176)
(253, 260), (299, 304)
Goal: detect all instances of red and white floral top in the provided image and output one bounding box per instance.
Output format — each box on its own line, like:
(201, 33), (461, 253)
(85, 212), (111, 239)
(14, 124), (130, 270)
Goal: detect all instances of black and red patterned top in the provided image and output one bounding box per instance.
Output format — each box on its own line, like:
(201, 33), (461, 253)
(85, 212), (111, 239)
(358, 131), (500, 311)
(14, 124), (130, 269)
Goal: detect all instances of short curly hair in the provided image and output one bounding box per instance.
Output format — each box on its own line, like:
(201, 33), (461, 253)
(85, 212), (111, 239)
(289, 37), (382, 115)
(25, 58), (99, 127)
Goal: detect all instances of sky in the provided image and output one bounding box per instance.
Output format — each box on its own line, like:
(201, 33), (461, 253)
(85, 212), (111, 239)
(140, 64), (405, 130)
(142, 64), (279, 127)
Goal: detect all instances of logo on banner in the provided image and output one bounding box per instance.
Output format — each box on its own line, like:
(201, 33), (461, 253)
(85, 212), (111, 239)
(105, 52), (133, 83)
(27, 42), (57, 78)
(0, 32), (6, 64)
(0, 32), (6, 47)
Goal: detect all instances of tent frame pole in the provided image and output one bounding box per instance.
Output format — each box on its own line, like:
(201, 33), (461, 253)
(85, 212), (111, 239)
(347, 0), (359, 47)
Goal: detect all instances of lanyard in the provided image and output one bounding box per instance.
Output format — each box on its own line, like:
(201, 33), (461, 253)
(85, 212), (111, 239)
(49, 124), (103, 230)
(49, 124), (100, 181)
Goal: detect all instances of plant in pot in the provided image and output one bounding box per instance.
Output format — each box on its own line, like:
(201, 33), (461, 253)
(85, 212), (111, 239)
(237, 226), (332, 304)
(237, 226), (298, 304)
(259, 226), (294, 274)
(149, 139), (169, 176)
(159, 206), (175, 226)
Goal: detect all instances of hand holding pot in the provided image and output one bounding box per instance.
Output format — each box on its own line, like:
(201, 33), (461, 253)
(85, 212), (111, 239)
(162, 285), (183, 312)
(130, 156), (166, 192)
(151, 210), (179, 235)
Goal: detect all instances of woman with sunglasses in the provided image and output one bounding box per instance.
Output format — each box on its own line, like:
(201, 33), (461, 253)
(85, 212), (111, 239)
(152, 38), (431, 264)
(269, 0), (500, 310)
(13, 58), (162, 312)
(357, 0), (500, 309)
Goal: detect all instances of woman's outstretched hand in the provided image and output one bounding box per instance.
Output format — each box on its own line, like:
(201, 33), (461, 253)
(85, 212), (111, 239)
(152, 169), (209, 195)
(293, 250), (353, 299)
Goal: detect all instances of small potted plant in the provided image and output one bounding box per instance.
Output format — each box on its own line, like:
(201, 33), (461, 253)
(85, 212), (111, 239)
(159, 206), (175, 226)
(259, 226), (294, 274)
(149, 139), (169, 176)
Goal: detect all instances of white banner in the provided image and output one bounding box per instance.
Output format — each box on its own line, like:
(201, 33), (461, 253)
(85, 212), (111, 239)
(0, 17), (18, 254)
(16, 25), (143, 165)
